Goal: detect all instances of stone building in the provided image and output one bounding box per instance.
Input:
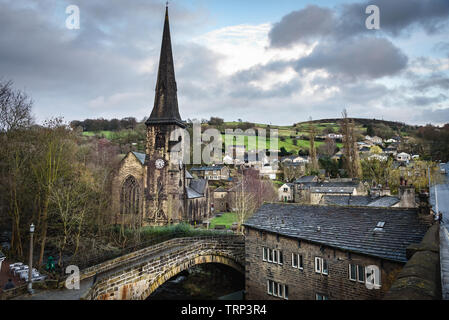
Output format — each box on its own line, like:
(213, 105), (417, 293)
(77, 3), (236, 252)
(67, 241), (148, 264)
(112, 8), (210, 227)
(243, 203), (432, 300)
(294, 179), (367, 204)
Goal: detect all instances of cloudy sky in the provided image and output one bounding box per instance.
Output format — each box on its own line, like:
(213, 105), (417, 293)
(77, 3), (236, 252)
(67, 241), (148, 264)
(1, 0), (449, 126)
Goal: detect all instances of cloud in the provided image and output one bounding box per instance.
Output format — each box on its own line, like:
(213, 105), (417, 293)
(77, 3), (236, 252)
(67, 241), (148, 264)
(268, 0), (449, 48)
(269, 5), (335, 47)
(294, 37), (408, 80)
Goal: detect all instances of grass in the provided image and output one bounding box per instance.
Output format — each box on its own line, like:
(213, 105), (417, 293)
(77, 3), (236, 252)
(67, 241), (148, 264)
(209, 212), (238, 229)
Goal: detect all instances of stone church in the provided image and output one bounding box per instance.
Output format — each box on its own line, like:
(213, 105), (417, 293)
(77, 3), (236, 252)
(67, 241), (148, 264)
(112, 7), (210, 227)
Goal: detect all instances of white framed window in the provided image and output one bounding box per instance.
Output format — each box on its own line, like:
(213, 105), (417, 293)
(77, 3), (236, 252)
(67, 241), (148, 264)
(349, 264), (357, 281)
(357, 265), (365, 283)
(315, 257), (321, 273)
(268, 249), (273, 262)
(292, 253), (303, 270)
(263, 247), (267, 261)
(322, 259), (328, 275)
(315, 257), (328, 275)
(273, 249), (278, 263)
(267, 280), (288, 299)
(278, 250), (283, 265)
(292, 253), (298, 268)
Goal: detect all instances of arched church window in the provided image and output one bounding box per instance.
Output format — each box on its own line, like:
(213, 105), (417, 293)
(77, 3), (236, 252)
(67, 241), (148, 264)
(120, 176), (140, 215)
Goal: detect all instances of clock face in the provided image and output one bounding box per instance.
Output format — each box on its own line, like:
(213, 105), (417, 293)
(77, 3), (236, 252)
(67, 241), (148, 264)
(155, 159), (165, 169)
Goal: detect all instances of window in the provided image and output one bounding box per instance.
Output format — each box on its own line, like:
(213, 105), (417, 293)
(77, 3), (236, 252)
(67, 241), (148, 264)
(264, 248), (283, 265)
(292, 254), (303, 270)
(120, 176), (141, 215)
(316, 293), (329, 300)
(283, 188), (288, 192)
(267, 280), (288, 300)
(315, 257), (328, 275)
(322, 259), (328, 275)
(292, 253), (298, 268)
(349, 264), (357, 281)
(357, 265), (365, 283)
(315, 257), (321, 273)
(278, 250), (283, 265)
(349, 264), (367, 284)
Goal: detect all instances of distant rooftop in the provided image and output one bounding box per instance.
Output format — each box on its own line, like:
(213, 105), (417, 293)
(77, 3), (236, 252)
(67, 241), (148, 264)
(244, 203), (431, 262)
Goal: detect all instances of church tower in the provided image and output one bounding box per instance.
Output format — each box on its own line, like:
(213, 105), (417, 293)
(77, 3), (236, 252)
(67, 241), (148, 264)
(145, 6), (186, 225)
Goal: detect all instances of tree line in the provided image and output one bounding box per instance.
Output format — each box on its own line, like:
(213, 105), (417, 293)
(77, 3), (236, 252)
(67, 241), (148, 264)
(0, 81), (121, 268)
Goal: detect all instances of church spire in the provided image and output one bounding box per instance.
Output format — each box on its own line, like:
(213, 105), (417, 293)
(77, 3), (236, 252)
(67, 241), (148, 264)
(146, 6), (185, 128)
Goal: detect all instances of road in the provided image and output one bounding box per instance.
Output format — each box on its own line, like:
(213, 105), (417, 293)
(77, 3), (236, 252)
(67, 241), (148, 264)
(430, 162), (449, 299)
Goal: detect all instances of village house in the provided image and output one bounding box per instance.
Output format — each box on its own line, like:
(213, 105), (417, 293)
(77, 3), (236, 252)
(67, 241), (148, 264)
(190, 165), (231, 181)
(212, 186), (230, 212)
(281, 155), (309, 164)
(278, 183), (294, 202)
(396, 152), (411, 163)
(243, 202), (433, 300)
(293, 179), (367, 204)
(365, 135), (383, 145)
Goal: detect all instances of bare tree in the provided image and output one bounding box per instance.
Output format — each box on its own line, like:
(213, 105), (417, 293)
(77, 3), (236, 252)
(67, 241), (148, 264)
(308, 119), (318, 172)
(233, 167), (276, 233)
(0, 80), (34, 132)
(341, 110), (361, 178)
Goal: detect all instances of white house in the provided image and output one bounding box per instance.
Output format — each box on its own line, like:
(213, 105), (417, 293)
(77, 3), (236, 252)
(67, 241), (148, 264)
(396, 152), (411, 162)
(278, 183), (294, 202)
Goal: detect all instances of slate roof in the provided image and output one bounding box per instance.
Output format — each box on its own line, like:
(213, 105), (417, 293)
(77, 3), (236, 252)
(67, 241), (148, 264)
(186, 187), (203, 199)
(214, 186), (228, 193)
(189, 179), (207, 195)
(185, 170), (193, 179)
(132, 152), (146, 165)
(244, 203), (431, 262)
(310, 186), (355, 194)
(321, 195), (373, 206)
(295, 176), (318, 183)
(321, 195), (401, 207)
(368, 196), (401, 207)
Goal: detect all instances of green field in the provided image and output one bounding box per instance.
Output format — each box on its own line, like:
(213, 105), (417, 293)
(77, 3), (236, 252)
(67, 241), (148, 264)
(209, 212), (238, 229)
(82, 120), (345, 155)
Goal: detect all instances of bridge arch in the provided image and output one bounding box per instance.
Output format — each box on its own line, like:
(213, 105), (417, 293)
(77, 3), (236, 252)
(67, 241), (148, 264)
(141, 252), (244, 300)
(82, 236), (245, 300)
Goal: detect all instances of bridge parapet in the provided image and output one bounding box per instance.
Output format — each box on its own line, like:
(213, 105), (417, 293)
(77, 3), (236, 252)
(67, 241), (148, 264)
(82, 235), (244, 300)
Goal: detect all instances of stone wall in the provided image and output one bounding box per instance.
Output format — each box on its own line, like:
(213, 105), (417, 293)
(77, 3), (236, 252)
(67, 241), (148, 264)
(112, 153), (145, 225)
(245, 228), (403, 300)
(82, 235), (244, 300)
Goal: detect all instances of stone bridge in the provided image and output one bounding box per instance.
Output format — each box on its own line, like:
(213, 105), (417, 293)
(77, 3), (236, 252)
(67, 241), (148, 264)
(81, 235), (245, 300)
